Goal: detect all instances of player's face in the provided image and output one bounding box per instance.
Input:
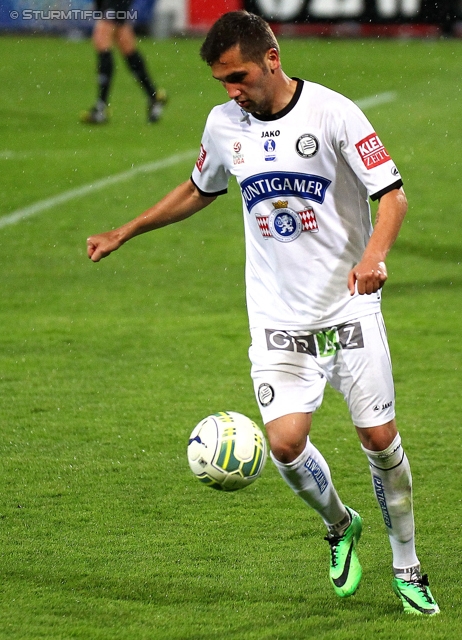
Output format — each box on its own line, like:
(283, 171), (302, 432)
(211, 45), (279, 115)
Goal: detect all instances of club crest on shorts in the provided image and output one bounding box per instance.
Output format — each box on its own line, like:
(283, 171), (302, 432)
(258, 383), (274, 407)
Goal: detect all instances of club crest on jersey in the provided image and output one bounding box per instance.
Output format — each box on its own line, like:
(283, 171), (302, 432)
(269, 207), (301, 241)
(296, 134), (319, 158)
(256, 200), (319, 242)
(264, 139), (276, 162)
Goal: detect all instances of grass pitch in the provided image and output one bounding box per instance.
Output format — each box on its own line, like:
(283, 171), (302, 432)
(0, 34), (461, 639)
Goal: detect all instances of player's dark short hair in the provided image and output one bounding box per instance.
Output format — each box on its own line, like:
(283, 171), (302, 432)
(200, 11), (279, 67)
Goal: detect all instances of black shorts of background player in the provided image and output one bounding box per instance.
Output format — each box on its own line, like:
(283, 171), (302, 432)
(81, 0), (167, 124)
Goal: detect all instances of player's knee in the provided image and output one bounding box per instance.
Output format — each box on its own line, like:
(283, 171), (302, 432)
(93, 20), (115, 50)
(265, 412), (312, 464)
(268, 436), (306, 464)
(116, 25), (135, 55)
(356, 419), (398, 452)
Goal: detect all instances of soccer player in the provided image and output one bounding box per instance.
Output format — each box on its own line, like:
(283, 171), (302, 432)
(86, 11), (439, 615)
(81, 0), (167, 124)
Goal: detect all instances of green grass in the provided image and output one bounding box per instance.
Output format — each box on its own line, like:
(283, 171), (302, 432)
(0, 34), (461, 638)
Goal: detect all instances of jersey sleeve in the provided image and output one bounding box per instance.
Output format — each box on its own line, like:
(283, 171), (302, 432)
(334, 99), (403, 201)
(191, 111), (231, 197)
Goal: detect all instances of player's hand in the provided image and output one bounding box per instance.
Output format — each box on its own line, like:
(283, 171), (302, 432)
(348, 258), (388, 296)
(86, 231), (123, 262)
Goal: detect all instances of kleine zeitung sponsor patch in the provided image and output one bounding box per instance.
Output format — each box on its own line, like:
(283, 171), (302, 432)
(355, 133), (391, 169)
(196, 144), (207, 172)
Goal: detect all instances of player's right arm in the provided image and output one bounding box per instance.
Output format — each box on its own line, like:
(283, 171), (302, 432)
(87, 179), (216, 262)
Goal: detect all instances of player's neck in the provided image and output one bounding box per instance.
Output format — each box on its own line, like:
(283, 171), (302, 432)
(265, 73), (298, 116)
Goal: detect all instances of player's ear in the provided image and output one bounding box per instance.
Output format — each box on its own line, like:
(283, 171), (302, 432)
(266, 47), (280, 72)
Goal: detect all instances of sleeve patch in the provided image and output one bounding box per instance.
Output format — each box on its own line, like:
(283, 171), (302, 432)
(355, 133), (391, 169)
(195, 144), (207, 173)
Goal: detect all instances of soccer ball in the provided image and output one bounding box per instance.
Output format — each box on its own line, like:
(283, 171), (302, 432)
(187, 411), (267, 491)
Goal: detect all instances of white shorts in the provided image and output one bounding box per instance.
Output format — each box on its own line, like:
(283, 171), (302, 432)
(249, 312), (395, 428)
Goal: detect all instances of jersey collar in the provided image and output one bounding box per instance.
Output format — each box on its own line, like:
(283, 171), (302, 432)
(251, 78), (303, 122)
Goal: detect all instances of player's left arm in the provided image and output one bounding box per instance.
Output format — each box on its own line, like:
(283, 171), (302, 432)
(348, 187), (408, 295)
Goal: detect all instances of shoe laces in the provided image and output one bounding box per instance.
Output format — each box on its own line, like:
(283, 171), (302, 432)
(410, 574), (434, 603)
(324, 532), (344, 567)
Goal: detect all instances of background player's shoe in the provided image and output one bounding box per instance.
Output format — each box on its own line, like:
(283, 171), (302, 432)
(148, 88), (168, 123)
(392, 572), (440, 615)
(80, 102), (108, 125)
(324, 506), (362, 597)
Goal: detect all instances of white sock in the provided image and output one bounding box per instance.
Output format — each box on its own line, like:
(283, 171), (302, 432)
(393, 565), (421, 582)
(362, 433), (419, 571)
(271, 437), (347, 527)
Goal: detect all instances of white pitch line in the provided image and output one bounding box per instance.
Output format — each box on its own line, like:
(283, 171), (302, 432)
(0, 149), (198, 230)
(0, 92), (397, 229)
(355, 91), (397, 110)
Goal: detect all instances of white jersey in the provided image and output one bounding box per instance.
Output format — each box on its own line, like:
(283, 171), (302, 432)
(191, 79), (403, 331)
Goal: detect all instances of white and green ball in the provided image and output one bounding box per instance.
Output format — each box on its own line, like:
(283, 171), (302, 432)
(187, 411), (267, 491)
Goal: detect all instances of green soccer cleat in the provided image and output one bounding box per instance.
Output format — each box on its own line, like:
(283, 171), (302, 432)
(324, 506), (363, 597)
(392, 572), (440, 615)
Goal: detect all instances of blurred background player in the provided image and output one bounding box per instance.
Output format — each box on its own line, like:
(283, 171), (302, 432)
(81, 0), (167, 124)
